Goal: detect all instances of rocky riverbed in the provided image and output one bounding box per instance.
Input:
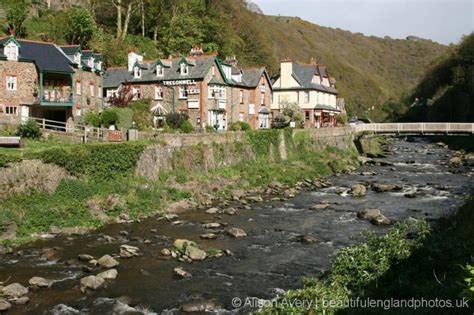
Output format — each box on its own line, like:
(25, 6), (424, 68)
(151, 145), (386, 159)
(0, 138), (472, 314)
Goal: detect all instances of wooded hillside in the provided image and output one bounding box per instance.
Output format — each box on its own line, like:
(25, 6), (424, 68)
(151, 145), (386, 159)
(0, 0), (449, 120)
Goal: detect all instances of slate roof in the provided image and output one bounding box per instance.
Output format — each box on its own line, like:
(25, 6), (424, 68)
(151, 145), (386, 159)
(231, 67), (271, 89)
(103, 55), (220, 88)
(59, 45), (81, 56)
(315, 104), (341, 112)
(274, 62), (337, 94)
(0, 37), (74, 73)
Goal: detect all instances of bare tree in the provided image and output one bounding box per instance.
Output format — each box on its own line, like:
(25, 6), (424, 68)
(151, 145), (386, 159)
(112, 0), (123, 39)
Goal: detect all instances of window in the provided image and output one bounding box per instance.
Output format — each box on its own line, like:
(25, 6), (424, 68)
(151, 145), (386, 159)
(134, 66), (141, 79)
(212, 66), (216, 76)
(304, 91), (310, 103)
(98, 86), (102, 98)
(96, 61), (102, 71)
(261, 92), (265, 105)
(74, 53), (81, 64)
(89, 83), (95, 97)
(239, 112), (244, 122)
(180, 63), (188, 75)
(259, 113), (269, 129)
(88, 58), (94, 69)
(6, 76), (17, 91)
(5, 105), (18, 116)
(155, 86), (163, 100)
(76, 81), (81, 95)
(156, 65), (164, 77)
(5, 43), (18, 61)
(179, 85), (188, 99)
(305, 111), (310, 121)
(239, 90), (244, 104)
(133, 87), (141, 100)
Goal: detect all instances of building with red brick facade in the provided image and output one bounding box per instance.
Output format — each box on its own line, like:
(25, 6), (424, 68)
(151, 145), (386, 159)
(0, 36), (103, 124)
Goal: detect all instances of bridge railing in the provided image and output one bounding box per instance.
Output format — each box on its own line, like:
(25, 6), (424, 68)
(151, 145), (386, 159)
(353, 123), (474, 134)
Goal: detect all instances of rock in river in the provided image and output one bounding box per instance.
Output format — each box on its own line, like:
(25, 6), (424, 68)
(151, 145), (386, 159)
(185, 246), (207, 261)
(174, 267), (192, 279)
(97, 269), (118, 280)
(350, 184), (367, 197)
(310, 204), (330, 210)
(357, 209), (392, 226)
(120, 244), (140, 258)
(227, 228), (247, 238)
(29, 276), (54, 288)
(205, 207), (220, 214)
(2, 283), (28, 298)
(0, 299), (11, 311)
(174, 239), (195, 251)
(449, 157), (463, 167)
(97, 255), (119, 268)
(181, 300), (222, 313)
(80, 275), (105, 293)
(298, 234), (320, 244)
(200, 233), (217, 240)
(78, 254), (94, 262)
(372, 183), (402, 193)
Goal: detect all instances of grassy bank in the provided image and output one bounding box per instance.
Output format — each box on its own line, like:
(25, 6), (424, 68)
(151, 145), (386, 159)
(0, 129), (359, 245)
(260, 196), (474, 314)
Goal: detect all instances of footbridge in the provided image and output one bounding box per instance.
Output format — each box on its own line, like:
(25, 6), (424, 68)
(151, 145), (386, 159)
(352, 122), (474, 135)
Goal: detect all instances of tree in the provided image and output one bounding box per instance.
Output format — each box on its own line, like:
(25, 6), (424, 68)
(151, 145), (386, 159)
(66, 8), (97, 46)
(108, 84), (134, 108)
(6, 1), (29, 37)
(112, 0), (139, 41)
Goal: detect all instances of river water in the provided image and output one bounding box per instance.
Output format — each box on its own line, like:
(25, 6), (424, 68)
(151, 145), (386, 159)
(0, 138), (472, 314)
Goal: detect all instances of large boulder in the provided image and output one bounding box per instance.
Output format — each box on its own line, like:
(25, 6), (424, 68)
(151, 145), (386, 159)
(357, 209), (392, 226)
(449, 157), (463, 167)
(227, 228), (247, 238)
(97, 255), (119, 268)
(350, 184), (367, 197)
(2, 283), (28, 298)
(372, 183), (402, 193)
(185, 246), (207, 261)
(29, 277), (54, 288)
(80, 275), (105, 293)
(173, 239), (195, 251)
(97, 269), (118, 280)
(298, 234), (321, 244)
(0, 299), (11, 311)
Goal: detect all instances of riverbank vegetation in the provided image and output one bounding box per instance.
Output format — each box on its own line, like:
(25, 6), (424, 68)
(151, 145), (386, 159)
(260, 196), (474, 314)
(0, 129), (359, 245)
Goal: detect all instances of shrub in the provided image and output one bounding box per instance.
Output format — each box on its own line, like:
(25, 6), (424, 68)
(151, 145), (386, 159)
(336, 113), (348, 125)
(101, 108), (118, 128)
(230, 121), (251, 131)
(239, 121), (251, 131)
(165, 112), (189, 129)
(205, 125), (217, 133)
(16, 120), (41, 139)
(130, 100), (153, 130)
(271, 113), (290, 129)
(116, 107), (134, 130)
(84, 111), (101, 127)
(179, 120), (194, 133)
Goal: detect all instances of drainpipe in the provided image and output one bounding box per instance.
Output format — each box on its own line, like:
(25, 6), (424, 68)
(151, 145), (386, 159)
(172, 86), (176, 113)
(39, 71), (44, 103)
(230, 86), (234, 124)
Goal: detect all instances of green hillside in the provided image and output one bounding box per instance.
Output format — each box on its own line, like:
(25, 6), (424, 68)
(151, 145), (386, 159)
(0, 0), (449, 120)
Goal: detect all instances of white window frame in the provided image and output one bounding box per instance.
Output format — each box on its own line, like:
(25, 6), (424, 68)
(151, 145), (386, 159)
(304, 91), (310, 103)
(89, 83), (95, 97)
(133, 86), (141, 100)
(98, 86), (102, 98)
(180, 63), (188, 75)
(260, 91), (265, 105)
(76, 81), (81, 95)
(5, 105), (18, 116)
(239, 112), (244, 122)
(5, 43), (18, 61)
(6, 76), (17, 91)
(155, 86), (163, 100)
(134, 66), (141, 79)
(179, 85), (188, 99)
(156, 65), (164, 77)
(74, 53), (81, 64)
(239, 90), (244, 104)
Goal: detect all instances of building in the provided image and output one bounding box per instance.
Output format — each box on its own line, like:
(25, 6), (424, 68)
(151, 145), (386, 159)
(103, 49), (273, 130)
(272, 58), (341, 128)
(0, 36), (103, 124)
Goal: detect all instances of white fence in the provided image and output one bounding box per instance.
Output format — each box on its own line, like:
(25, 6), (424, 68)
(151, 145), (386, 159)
(353, 123), (474, 135)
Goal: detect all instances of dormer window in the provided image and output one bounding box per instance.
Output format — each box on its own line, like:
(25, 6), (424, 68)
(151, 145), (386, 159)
(156, 65), (164, 77)
(96, 61), (102, 71)
(74, 53), (81, 64)
(134, 66), (141, 79)
(5, 42), (19, 61)
(180, 63), (188, 75)
(88, 58), (94, 69)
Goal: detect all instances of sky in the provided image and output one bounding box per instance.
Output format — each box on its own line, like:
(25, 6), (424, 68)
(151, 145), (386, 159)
(252, 0), (473, 45)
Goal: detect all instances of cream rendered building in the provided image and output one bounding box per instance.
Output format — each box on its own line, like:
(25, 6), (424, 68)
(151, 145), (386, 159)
(272, 59), (340, 128)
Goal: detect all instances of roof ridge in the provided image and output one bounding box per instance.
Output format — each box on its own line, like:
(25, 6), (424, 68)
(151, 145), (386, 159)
(106, 66), (128, 69)
(1, 37), (57, 45)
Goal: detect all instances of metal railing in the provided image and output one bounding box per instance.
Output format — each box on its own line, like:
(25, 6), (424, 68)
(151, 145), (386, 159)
(353, 123), (474, 134)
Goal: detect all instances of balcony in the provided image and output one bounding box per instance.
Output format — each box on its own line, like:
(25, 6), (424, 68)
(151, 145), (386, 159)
(34, 88), (74, 106)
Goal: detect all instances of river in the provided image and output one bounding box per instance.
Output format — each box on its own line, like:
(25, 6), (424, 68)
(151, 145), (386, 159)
(0, 138), (472, 314)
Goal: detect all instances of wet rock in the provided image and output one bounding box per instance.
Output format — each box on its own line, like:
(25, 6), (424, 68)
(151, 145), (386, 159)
(80, 275), (105, 293)
(14, 296), (30, 305)
(120, 245), (140, 258)
(372, 183), (402, 192)
(0, 299), (11, 311)
(371, 215), (392, 226)
(97, 269), (118, 280)
(97, 255), (119, 268)
(227, 228), (247, 238)
(203, 222), (221, 229)
(404, 192), (417, 198)
(247, 196), (263, 202)
(310, 204), (330, 210)
(298, 234), (320, 244)
(174, 267), (192, 279)
(284, 188), (298, 198)
(29, 276), (53, 288)
(357, 209), (392, 226)
(163, 213), (179, 221)
(357, 156), (372, 164)
(102, 235), (116, 243)
(51, 304), (80, 314)
(181, 301), (222, 313)
(436, 142), (447, 148)
(41, 247), (60, 261)
(171, 220), (185, 225)
(161, 248), (172, 256)
(231, 189), (245, 200)
(174, 239), (195, 251)
(350, 184), (367, 197)
(449, 157), (463, 167)
(205, 207), (220, 214)
(50, 226), (89, 236)
(361, 171), (377, 176)
(2, 283), (28, 298)
(224, 208), (237, 215)
(200, 233), (217, 240)
(78, 254), (94, 262)
(119, 230), (129, 237)
(185, 246), (207, 261)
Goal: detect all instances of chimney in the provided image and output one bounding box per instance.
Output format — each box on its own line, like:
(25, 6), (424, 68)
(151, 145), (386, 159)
(280, 58), (293, 88)
(309, 57), (317, 65)
(225, 55), (238, 66)
(128, 50), (143, 71)
(189, 46), (204, 56)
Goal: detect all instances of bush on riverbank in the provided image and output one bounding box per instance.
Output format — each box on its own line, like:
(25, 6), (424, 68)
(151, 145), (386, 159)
(261, 197), (474, 314)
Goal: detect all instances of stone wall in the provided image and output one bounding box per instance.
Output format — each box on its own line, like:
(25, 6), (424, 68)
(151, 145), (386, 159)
(136, 127), (355, 180)
(0, 60), (38, 108)
(73, 69), (103, 119)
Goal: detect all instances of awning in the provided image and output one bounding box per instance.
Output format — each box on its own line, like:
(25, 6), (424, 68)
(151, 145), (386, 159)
(314, 104), (341, 112)
(259, 107), (270, 114)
